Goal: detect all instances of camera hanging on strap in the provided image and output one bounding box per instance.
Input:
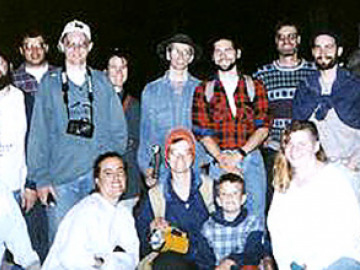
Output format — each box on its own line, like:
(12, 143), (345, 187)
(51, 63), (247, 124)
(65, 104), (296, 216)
(61, 67), (95, 138)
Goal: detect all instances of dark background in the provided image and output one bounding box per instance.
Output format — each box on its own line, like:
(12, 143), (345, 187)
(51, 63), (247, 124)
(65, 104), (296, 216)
(1, 0), (359, 97)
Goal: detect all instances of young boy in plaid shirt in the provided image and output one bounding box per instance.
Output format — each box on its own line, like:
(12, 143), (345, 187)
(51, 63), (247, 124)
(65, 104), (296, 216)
(196, 173), (265, 270)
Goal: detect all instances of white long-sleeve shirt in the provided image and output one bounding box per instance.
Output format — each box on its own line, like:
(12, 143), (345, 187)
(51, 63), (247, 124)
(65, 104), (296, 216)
(42, 193), (139, 270)
(0, 85), (27, 191)
(268, 163), (360, 270)
(0, 185), (40, 267)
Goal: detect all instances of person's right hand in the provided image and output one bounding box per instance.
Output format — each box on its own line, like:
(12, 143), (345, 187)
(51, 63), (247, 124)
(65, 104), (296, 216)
(21, 188), (38, 213)
(145, 168), (157, 188)
(37, 185), (56, 206)
(150, 217), (170, 232)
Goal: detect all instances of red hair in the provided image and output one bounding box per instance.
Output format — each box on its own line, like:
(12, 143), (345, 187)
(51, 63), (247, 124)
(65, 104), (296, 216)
(165, 128), (196, 163)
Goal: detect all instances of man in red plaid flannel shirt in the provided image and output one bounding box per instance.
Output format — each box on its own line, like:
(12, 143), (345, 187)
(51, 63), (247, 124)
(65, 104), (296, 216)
(192, 37), (270, 220)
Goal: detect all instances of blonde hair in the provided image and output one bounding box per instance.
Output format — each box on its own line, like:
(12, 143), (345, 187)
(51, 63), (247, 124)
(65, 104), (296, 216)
(273, 120), (327, 192)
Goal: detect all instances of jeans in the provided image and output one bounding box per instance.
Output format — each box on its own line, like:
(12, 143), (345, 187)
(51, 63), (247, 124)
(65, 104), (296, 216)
(47, 171), (93, 245)
(11, 191), (48, 263)
(209, 149), (267, 219)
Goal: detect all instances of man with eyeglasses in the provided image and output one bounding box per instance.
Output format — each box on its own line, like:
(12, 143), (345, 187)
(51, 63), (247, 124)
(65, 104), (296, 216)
(27, 19), (127, 247)
(10, 29), (56, 263)
(253, 20), (316, 211)
(138, 33), (207, 188)
(12, 29), (56, 127)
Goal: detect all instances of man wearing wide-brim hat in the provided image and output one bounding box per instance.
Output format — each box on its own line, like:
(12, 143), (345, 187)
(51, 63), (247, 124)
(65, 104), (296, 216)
(138, 33), (207, 189)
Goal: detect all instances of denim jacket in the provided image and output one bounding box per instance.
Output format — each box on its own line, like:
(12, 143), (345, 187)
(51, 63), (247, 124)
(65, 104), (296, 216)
(137, 72), (201, 175)
(27, 67), (127, 188)
(293, 68), (360, 129)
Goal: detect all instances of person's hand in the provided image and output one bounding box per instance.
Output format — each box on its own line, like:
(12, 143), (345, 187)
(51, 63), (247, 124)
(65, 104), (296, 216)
(37, 185), (56, 206)
(150, 217), (170, 232)
(217, 152), (234, 169)
(21, 188), (38, 212)
(145, 168), (157, 188)
(218, 152), (243, 176)
(25, 262), (41, 270)
(345, 154), (359, 172)
(215, 258), (237, 270)
(261, 256), (275, 270)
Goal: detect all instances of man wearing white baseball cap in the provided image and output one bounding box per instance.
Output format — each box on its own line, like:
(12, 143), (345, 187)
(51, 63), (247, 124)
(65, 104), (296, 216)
(27, 19), (128, 246)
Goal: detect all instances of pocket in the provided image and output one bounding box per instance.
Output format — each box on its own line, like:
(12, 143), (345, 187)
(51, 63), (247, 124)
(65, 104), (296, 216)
(152, 103), (173, 132)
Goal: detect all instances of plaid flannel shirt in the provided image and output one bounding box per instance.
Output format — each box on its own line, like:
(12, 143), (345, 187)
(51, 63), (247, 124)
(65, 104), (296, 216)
(12, 63), (56, 94)
(201, 210), (264, 265)
(192, 75), (270, 149)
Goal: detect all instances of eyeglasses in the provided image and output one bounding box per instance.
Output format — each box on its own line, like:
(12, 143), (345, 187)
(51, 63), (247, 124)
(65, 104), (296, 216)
(277, 33), (298, 42)
(64, 41), (90, 50)
(23, 42), (47, 50)
(170, 48), (193, 60)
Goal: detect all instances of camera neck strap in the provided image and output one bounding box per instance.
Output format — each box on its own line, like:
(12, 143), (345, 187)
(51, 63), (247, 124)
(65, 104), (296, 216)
(61, 67), (94, 122)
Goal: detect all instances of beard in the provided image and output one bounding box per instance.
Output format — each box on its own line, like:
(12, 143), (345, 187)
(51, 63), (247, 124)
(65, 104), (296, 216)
(0, 74), (11, 90)
(315, 55), (338, 70)
(215, 61), (237, 72)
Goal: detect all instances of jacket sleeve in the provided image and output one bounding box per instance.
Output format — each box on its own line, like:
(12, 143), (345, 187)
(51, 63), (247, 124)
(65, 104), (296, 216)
(135, 194), (155, 258)
(108, 86), (128, 155)
(252, 79), (270, 128)
(193, 227), (216, 270)
(227, 231), (264, 266)
(137, 84), (152, 173)
(26, 74), (53, 188)
(292, 80), (316, 121)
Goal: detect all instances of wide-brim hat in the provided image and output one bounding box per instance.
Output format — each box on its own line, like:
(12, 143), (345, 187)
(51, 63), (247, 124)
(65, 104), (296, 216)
(156, 33), (202, 61)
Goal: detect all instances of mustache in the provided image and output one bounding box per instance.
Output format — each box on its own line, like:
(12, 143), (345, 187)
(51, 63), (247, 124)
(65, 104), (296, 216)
(316, 55), (334, 61)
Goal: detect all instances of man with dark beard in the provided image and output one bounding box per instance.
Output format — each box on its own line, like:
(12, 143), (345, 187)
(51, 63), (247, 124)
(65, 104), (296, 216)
(293, 30), (360, 176)
(192, 37), (270, 227)
(253, 21), (316, 211)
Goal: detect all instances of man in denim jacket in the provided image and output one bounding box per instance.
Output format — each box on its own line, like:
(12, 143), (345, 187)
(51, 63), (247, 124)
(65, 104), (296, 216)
(293, 29), (360, 174)
(138, 33), (207, 187)
(27, 19), (127, 245)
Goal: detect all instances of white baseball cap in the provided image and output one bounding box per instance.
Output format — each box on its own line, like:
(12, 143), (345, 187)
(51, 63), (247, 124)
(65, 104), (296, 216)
(58, 20), (91, 52)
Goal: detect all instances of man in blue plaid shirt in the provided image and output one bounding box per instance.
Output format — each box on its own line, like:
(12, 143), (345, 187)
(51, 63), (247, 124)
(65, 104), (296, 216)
(12, 29), (56, 129)
(195, 173), (268, 270)
(11, 28), (55, 263)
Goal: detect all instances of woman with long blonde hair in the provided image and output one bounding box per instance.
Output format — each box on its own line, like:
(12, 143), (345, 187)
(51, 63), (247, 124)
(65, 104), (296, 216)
(268, 120), (360, 270)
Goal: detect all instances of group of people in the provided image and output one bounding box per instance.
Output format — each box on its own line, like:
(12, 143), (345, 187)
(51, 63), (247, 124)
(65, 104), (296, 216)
(0, 17), (360, 270)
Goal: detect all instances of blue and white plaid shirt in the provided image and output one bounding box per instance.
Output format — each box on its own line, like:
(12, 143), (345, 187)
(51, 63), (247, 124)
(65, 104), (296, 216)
(201, 208), (265, 266)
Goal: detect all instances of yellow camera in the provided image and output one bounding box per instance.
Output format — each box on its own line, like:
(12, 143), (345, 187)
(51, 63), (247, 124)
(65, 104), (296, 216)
(149, 226), (189, 254)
